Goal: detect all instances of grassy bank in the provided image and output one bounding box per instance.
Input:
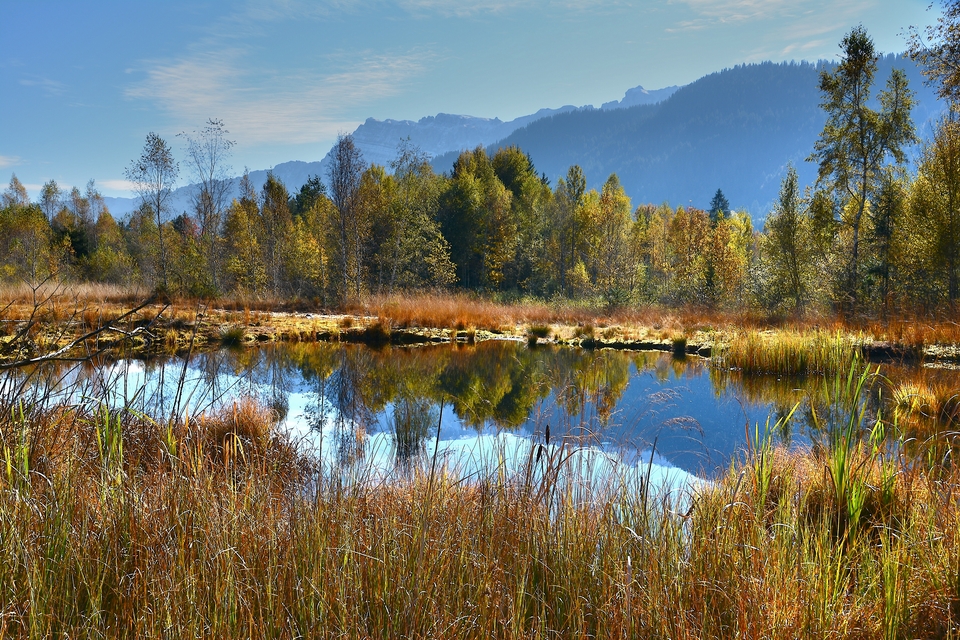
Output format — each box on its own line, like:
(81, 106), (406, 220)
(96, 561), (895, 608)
(4, 285), (960, 372)
(2, 363), (960, 638)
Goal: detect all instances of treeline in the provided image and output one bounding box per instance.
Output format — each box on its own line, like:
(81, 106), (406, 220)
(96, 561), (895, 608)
(0, 130), (956, 316)
(0, 138), (745, 309)
(2, 27), (960, 316)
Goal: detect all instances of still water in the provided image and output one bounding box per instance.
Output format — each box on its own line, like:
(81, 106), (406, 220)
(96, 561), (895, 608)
(9, 340), (956, 494)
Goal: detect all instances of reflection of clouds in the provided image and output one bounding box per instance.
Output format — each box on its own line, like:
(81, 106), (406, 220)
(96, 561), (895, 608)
(321, 431), (705, 503)
(1, 342), (785, 478)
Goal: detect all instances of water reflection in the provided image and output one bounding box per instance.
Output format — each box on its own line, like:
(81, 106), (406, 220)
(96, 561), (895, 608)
(7, 341), (960, 484)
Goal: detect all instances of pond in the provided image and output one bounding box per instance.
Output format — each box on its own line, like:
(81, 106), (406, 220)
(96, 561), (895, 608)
(6, 340), (958, 495)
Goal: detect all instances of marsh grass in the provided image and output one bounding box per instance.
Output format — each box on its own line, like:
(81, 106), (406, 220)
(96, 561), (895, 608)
(218, 324), (248, 347)
(2, 360), (960, 638)
(360, 318), (392, 346)
(0, 281), (147, 307)
(353, 294), (769, 337)
(891, 374), (960, 438)
(526, 324), (551, 347)
(718, 330), (859, 376)
(3, 291), (960, 637)
(671, 335), (688, 357)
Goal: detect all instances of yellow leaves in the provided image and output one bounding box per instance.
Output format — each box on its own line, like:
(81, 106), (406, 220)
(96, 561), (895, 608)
(283, 219), (327, 296)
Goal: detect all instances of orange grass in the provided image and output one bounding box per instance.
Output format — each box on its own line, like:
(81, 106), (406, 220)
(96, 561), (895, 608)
(4, 283), (960, 368)
(0, 281), (149, 306)
(351, 292), (781, 336)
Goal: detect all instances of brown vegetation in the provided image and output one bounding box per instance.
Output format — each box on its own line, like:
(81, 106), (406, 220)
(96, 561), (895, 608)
(2, 374), (960, 637)
(3, 284), (960, 371)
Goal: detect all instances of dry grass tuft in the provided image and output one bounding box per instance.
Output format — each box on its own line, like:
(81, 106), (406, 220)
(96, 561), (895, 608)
(892, 374), (960, 438)
(718, 330), (858, 376)
(218, 324), (247, 347)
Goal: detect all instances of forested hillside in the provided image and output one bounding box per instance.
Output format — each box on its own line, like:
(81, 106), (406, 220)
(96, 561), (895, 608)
(434, 56), (944, 216)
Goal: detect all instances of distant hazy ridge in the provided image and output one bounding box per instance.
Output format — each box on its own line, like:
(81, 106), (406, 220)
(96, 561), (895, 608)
(433, 56), (944, 217)
(106, 57), (943, 221)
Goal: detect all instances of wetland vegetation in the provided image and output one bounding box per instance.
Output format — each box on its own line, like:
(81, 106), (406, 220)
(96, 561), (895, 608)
(3, 288), (960, 636)
(3, 331), (960, 637)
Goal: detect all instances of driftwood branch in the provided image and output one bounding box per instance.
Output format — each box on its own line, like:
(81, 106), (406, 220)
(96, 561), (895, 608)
(0, 297), (166, 370)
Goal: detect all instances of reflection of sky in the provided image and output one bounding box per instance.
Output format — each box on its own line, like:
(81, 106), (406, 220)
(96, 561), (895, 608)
(96, 359), (706, 498)
(201, 349), (794, 479)
(293, 427), (704, 510)
(3, 345), (827, 487)
(591, 364), (784, 475)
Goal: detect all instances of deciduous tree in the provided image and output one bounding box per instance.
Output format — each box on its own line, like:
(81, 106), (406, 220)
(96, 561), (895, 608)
(907, 0), (960, 108)
(38, 180), (62, 220)
(909, 115), (960, 303)
(260, 173), (294, 295)
(327, 134), (366, 302)
(178, 118), (235, 292)
(593, 174), (637, 305)
(1, 174), (29, 209)
(125, 133), (179, 290)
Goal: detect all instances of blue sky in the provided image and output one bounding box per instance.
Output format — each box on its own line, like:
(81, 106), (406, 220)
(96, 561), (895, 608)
(0, 0), (936, 198)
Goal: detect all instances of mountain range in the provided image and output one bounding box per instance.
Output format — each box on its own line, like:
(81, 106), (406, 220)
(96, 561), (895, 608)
(433, 55), (944, 217)
(104, 57), (944, 222)
(104, 82), (678, 217)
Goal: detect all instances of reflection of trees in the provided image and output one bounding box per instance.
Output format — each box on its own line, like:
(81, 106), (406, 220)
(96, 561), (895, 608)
(392, 395), (437, 470)
(328, 347), (377, 465)
(227, 342), (659, 444)
(709, 366), (892, 444)
(15, 339), (960, 479)
(547, 349), (632, 434)
(214, 346), (294, 423)
(711, 368), (823, 443)
(439, 342), (548, 430)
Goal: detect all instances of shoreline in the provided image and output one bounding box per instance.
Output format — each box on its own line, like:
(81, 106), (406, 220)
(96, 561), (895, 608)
(2, 297), (957, 368)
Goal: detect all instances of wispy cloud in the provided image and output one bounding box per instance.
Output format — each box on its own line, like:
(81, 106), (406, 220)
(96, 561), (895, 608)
(397, 0), (527, 18)
(200, 0), (365, 42)
(0, 155), (21, 169)
(219, 0), (625, 21)
(671, 0), (800, 21)
(18, 76), (67, 96)
(666, 0), (876, 65)
(124, 1), (438, 146)
(396, 0), (623, 18)
(97, 179), (138, 192)
(667, 0), (871, 29)
(126, 48), (431, 144)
